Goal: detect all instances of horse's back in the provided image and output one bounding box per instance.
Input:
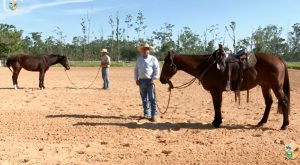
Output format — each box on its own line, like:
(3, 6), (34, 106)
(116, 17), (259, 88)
(255, 53), (285, 73)
(7, 54), (46, 71)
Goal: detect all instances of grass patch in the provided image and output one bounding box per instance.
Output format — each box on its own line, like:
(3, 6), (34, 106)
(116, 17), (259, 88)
(287, 62), (300, 69)
(68, 61), (135, 67)
(65, 61), (300, 69)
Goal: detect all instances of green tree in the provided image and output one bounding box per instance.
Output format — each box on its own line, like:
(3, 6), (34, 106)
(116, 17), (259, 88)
(53, 26), (67, 55)
(80, 14), (91, 60)
(178, 27), (203, 54)
(20, 36), (33, 54)
(135, 10), (147, 41)
(153, 22), (175, 55)
(205, 40), (215, 53)
(287, 23), (300, 60)
(253, 25), (287, 55)
(115, 12), (121, 61)
(125, 14), (133, 41)
(225, 21), (237, 53)
(108, 15), (115, 60)
(44, 36), (55, 54)
(0, 24), (23, 58)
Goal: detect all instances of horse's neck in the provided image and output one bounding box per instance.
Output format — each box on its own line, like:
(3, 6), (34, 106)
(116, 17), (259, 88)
(46, 56), (60, 66)
(174, 56), (208, 77)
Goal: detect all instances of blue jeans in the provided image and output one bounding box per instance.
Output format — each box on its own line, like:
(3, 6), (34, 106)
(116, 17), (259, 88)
(101, 67), (109, 89)
(139, 80), (157, 117)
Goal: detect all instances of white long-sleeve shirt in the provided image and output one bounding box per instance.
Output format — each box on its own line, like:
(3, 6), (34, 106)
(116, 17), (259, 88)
(134, 55), (160, 80)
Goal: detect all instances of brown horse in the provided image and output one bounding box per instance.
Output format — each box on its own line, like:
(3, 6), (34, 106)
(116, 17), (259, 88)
(160, 52), (290, 130)
(6, 54), (70, 89)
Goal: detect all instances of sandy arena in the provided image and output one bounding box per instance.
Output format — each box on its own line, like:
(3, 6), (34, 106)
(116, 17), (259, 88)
(0, 67), (299, 164)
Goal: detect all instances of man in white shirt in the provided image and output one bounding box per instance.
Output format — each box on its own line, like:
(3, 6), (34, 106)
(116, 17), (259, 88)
(134, 44), (160, 122)
(100, 49), (111, 89)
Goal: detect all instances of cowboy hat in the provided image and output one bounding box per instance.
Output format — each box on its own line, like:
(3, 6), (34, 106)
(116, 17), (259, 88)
(138, 43), (152, 52)
(100, 49), (109, 54)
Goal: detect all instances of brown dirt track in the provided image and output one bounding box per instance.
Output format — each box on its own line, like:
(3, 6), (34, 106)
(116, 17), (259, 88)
(0, 67), (299, 164)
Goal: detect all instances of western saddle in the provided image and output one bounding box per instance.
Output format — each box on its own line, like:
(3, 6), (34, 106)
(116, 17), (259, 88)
(214, 44), (257, 103)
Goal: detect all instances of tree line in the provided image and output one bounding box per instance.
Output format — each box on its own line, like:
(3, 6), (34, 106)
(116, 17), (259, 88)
(1, 11), (300, 61)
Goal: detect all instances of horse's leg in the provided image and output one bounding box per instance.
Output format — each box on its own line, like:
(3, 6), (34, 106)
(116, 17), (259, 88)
(39, 71), (45, 89)
(211, 90), (223, 127)
(272, 88), (289, 130)
(12, 69), (21, 90)
(225, 64), (231, 91)
(257, 87), (273, 127)
(42, 71), (46, 89)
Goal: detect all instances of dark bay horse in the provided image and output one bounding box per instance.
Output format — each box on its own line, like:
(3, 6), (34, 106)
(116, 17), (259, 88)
(160, 52), (290, 130)
(6, 54), (70, 89)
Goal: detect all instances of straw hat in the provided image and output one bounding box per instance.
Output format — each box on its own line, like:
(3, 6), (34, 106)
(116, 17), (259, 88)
(100, 49), (109, 54)
(138, 43), (152, 52)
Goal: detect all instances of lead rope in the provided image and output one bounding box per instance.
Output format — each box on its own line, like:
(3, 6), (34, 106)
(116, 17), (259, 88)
(154, 84), (172, 114)
(155, 77), (197, 115)
(155, 57), (215, 115)
(64, 67), (101, 89)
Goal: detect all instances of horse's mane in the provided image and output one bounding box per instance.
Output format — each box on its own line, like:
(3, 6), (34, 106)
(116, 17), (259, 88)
(172, 53), (212, 57)
(49, 54), (63, 57)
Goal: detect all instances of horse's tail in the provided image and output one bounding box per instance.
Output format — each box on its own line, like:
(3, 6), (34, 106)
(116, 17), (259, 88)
(282, 59), (290, 115)
(6, 56), (13, 73)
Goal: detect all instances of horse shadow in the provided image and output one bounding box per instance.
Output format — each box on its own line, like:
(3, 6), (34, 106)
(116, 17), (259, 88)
(46, 114), (276, 131)
(46, 114), (127, 120)
(51, 87), (103, 90)
(72, 121), (263, 130)
(0, 87), (25, 90)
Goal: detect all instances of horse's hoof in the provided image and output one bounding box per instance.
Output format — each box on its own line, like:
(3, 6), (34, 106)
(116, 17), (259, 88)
(212, 121), (221, 128)
(280, 125), (288, 130)
(256, 122), (264, 127)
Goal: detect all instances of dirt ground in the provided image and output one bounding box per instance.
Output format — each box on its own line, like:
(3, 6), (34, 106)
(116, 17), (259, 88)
(0, 66), (299, 165)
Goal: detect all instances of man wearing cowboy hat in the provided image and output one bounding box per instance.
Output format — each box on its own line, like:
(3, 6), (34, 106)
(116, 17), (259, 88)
(100, 48), (111, 89)
(134, 43), (160, 122)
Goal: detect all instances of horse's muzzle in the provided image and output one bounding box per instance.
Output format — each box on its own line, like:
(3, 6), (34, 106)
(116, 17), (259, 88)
(160, 77), (168, 84)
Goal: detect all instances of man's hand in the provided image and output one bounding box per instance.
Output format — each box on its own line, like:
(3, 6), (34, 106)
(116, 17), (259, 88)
(136, 80), (140, 86)
(149, 79), (155, 85)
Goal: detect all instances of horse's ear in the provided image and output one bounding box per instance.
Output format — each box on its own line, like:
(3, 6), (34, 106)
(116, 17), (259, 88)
(169, 51), (174, 61)
(218, 44), (224, 51)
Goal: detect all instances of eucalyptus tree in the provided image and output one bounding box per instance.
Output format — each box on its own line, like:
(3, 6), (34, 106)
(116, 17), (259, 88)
(225, 21), (237, 53)
(287, 23), (300, 60)
(135, 10), (147, 42)
(179, 27), (203, 54)
(0, 24), (23, 58)
(253, 25), (287, 56)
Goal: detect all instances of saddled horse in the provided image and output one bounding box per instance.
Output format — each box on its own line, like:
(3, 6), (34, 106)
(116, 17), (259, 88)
(6, 54), (70, 89)
(160, 52), (290, 130)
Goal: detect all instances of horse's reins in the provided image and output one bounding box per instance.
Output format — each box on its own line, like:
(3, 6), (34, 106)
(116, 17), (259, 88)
(156, 55), (215, 115)
(155, 77), (197, 115)
(64, 67), (101, 89)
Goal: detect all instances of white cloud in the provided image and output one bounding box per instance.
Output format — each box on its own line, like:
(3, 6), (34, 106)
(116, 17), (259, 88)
(64, 6), (114, 15)
(1, 0), (93, 19)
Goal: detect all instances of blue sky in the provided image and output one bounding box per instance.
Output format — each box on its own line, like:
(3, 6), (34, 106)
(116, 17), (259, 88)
(1, 0), (300, 45)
